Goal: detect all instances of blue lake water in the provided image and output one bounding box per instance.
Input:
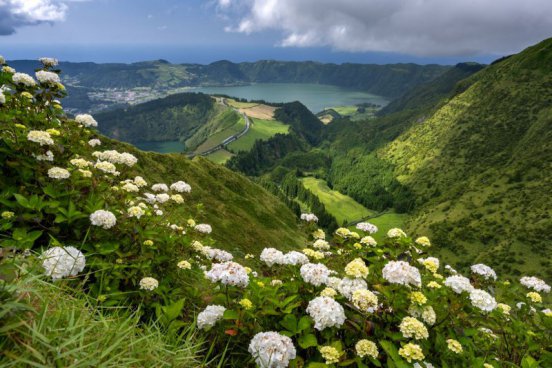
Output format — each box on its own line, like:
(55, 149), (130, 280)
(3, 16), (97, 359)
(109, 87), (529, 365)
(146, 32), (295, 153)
(192, 83), (389, 113)
(133, 140), (185, 153)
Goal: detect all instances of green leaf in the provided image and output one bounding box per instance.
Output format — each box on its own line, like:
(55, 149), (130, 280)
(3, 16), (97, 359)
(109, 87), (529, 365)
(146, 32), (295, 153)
(13, 193), (29, 208)
(222, 310), (239, 320)
(297, 334), (318, 349)
(306, 363), (327, 368)
(161, 298), (185, 322)
(521, 355), (539, 368)
(280, 314), (298, 334)
(297, 316), (312, 331)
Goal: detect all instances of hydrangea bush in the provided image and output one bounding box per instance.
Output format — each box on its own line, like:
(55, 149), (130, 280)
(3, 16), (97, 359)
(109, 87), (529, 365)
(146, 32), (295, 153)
(0, 59), (551, 367)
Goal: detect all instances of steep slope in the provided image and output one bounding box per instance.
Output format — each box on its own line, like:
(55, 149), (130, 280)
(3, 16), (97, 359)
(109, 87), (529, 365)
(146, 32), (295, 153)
(377, 38), (552, 278)
(103, 138), (307, 254)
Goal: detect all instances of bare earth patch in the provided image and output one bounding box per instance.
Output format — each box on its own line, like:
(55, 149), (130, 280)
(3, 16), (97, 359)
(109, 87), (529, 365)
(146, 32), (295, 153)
(238, 104), (277, 120)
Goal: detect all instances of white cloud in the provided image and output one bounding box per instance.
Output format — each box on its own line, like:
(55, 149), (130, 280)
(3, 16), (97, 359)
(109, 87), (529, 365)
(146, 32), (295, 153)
(217, 0), (552, 56)
(0, 0), (72, 35)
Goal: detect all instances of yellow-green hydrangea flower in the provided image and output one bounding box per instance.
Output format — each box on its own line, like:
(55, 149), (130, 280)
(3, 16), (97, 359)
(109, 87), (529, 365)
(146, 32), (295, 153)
(143, 240), (154, 246)
(526, 292), (542, 303)
(345, 258), (369, 278)
(1, 211), (15, 219)
(355, 339), (378, 359)
(177, 260), (191, 270)
(409, 291), (427, 306)
(398, 343), (424, 362)
(447, 339), (463, 354)
(239, 298), (253, 310)
(319, 346), (341, 364)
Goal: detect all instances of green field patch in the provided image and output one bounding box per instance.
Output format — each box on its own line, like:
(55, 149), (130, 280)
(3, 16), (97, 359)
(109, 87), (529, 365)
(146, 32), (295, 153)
(206, 149), (234, 164)
(194, 116), (246, 153)
(300, 177), (376, 225)
(228, 118), (289, 152)
(331, 105), (359, 116)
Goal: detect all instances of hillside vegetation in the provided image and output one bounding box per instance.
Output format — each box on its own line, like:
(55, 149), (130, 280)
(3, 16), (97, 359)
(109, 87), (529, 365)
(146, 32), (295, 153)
(1, 53), (551, 368)
(327, 39), (552, 279)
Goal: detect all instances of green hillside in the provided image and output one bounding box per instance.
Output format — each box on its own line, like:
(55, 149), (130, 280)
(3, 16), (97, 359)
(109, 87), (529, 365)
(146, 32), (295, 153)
(95, 92), (222, 145)
(325, 39), (552, 279)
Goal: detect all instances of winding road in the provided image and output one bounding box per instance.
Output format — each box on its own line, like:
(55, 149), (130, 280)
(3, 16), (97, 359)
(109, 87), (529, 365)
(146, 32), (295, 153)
(191, 97), (250, 157)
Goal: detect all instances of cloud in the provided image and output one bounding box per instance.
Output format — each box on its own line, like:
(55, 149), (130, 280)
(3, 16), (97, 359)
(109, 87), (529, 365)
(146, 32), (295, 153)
(217, 0), (552, 56)
(0, 0), (70, 35)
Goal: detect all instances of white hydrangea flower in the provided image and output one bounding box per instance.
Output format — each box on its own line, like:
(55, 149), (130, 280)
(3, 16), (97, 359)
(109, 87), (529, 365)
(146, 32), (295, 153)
(34, 150), (54, 161)
(94, 161), (119, 175)
(12, 72), (36, 87)
(469, 289), (497, 312)
(300, 263), (330, 286)
(69, 158), (92, 169)
(39, 57), (58, 67)
(248, 331), (296, 368)
(360, 236), (377, 247)
(41, 246), (85, 280)
(520, 276), (551, 293)
(444, 275), (474, 294)
(194, 223), (212, 234)
(300, 213), (318, 222)
(0, 90), (5, 105)
(260, 248), (285, 266)
(154, 194), (169, 204)
(88, 139), (101, 147)
(89, 210), (116, 229)
(47, 167), (70, 180)
(3, 66), (15, 74)
(122, 182), (140, 192)
(197, 305), (226, 330)
(92, 150), (137, 166)
(75, 114), (98, 128)
(139, 277), (159, 291)
(471, 264), (497, 280)
(127, 206), (145, 219)
(202, 247), (234, 262)
(133, 176), (147, 187)
(27, 130), (54, 146)
(352, 289), (378, 313)
(409, 305), (436, 326)
(205, 262), (249, 288)
(356, 222), (378, 234)
(306, 296), (346, 330)
(282, 251), (309, 266)
(151, 183), (169, 192)
(337, 277), (368, 299)
(387, 228), (407, 238)
(312, 239), (330, 250)
(170, 181), (191, 193)
(382, 261), (421, 287)
(35, 70), (60, 85)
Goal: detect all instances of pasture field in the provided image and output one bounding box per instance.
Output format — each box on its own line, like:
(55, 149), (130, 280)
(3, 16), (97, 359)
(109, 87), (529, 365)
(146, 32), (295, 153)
(227, 118), (289, 152)
(206, 149), (234, 164)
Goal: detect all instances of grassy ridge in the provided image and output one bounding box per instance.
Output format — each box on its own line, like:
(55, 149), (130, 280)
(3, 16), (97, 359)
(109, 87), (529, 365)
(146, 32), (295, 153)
(228, 118), (289, 153)
(206, 149), (234, 164)
(194, 116), (245, 154)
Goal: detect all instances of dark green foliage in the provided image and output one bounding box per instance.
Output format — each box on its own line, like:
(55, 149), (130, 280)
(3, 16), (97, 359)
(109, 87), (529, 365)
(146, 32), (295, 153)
(274, 101), (324, 145)
(95, 92), (216, 144)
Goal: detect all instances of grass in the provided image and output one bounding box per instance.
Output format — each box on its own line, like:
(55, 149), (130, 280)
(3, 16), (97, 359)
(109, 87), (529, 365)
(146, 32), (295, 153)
(363, 212), (409, 243)
(206, 149), (234, 164)
(227, 118), (289, 152)
(0, 276), (203, 367)
(300, 177), (376, 225)
(331, 105), (359, 116)
(194, 116), (245, 154)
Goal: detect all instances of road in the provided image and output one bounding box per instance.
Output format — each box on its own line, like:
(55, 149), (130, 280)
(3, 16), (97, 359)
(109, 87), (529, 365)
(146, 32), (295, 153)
(189, 97), (250, 157)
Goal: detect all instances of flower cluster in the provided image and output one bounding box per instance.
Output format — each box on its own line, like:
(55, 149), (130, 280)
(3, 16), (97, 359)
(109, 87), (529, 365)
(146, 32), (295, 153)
(306, 296), (346, 330)
(197, 305), (226, 329)
(41, 246), (86, 280)
(205, 262), (249, 288)
(248, 332), (296, 368)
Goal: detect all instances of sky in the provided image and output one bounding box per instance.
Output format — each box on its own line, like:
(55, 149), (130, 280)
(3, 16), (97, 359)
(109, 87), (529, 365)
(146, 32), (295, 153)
(0, 0), (551, 65)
